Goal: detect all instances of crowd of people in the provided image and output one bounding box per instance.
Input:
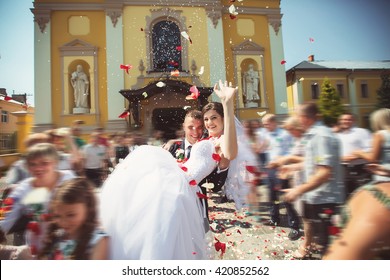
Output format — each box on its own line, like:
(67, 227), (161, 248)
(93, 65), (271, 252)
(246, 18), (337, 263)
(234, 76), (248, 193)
(0, 81), (389, 260)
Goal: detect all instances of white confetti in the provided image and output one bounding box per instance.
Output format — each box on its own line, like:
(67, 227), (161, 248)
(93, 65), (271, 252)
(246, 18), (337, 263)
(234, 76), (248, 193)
(156, 81), (166, 87)
(229, 4), (238, 16)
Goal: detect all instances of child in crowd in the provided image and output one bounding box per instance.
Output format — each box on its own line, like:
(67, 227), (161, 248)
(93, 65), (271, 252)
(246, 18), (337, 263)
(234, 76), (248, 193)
(38, 178), (109, 260)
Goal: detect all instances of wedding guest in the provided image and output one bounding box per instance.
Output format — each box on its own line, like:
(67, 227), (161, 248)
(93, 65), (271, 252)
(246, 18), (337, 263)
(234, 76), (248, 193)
(261, 114), (300, 241)
(353, 108), (390, 182)
(38, 178), (109, 260)
(336, 113), (372, 198)
(0, 143), (75, 258)
(81, 132), (108, 188)
(283, 102), (344, 258)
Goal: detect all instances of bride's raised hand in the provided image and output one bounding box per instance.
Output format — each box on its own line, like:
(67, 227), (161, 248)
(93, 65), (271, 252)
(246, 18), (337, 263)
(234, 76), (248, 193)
(213, 80), (238, 104)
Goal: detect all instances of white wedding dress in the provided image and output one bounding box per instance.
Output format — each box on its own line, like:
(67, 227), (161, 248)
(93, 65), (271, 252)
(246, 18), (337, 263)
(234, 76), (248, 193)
(99, 118), (259, 260)
(99, 139), (218, 260)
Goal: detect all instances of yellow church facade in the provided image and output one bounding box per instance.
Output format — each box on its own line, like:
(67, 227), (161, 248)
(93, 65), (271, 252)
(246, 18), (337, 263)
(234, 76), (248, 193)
(31, 0), (288, 136)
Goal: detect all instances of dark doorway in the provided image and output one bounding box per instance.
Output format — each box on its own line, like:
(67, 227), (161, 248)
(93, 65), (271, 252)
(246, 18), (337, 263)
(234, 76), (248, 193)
(152, 108), (186, 140)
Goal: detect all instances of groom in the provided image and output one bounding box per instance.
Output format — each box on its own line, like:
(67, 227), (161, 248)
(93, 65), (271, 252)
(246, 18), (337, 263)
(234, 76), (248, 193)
(167, 110), (229, 229)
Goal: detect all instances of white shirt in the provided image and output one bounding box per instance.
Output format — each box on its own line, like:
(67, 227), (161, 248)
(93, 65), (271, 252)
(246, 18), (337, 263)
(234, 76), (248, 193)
(259, 127), (294, 162)
(82, 144), (107, 169)
(336, 127), (372, 157)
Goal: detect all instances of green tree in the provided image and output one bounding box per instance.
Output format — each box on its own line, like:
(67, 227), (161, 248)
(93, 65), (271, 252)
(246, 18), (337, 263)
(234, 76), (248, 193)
(376, 73), (390, 109)
(318, 78), (344, 127)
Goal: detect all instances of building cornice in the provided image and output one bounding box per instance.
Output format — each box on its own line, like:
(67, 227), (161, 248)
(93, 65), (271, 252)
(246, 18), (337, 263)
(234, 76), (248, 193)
(31, 1), (281, 32)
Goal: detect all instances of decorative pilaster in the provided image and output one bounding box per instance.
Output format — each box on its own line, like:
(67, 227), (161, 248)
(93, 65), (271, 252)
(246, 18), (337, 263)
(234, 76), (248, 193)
(205, 5), (226, 101)
(106, 8), (126, 130)
(31, 7), (52, 130)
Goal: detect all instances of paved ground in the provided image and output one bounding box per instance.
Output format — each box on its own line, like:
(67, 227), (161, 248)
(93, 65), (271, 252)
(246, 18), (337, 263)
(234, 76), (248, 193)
(207, 185), (309, 260)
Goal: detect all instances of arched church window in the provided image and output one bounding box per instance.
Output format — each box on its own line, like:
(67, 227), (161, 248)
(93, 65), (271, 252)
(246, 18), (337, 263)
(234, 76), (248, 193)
(151, 20), (182, 72)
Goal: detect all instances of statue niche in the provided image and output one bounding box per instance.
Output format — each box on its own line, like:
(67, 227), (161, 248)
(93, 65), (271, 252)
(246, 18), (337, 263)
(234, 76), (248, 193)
(70, 64), (90, 114)
(242, 63), (260, 108)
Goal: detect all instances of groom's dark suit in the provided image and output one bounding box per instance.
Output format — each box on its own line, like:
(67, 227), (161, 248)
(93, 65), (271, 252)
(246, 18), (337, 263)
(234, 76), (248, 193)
(168, 139), (228, 222)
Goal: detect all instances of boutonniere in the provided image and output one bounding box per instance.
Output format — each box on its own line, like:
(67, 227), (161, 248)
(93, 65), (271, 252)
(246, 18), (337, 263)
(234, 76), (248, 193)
(175, 148), (185, 162)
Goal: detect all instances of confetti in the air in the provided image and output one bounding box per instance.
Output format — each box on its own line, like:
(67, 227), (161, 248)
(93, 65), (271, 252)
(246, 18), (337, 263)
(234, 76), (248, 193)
(120, 64), (132, 74)
(185, 85), (200, 100)
(4, 96), (12, 101)
(280, 60), (286, 65)
(118, 110), (130, 118)
(181, 31), (192, 44)
(176, 46), (182, 51)
(156, 81), (166, 88)
(280, 102), (287, 108)
(229, 4), (238, 19)
(257, 111), (267, 117)
(309, 37), (315, 43)
(171, 69), (180, 77)
(202, 182), (215, 189)
(142, 92), (148, 98)
(183, 106), (191, 110)
(198, 66), (204, 75)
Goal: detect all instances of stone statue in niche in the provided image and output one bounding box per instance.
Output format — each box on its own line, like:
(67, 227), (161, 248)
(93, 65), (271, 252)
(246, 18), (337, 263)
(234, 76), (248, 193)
(242, 64), (260, 108)
(71, 64), (90, 113)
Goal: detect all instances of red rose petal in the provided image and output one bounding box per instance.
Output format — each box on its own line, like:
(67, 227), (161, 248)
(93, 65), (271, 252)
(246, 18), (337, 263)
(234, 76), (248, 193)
(324, 209), (333, 215)
(328, 226), (340, 236)
(3, 198), (14, 206)
(189, 180), (197, 186)
(280, 60), (286, 65)
(118, 110), (130, 119)
(212, 153), (221, 162)
(27, 221), (41, 235)
(246, 165), (258, 174)
(120, 64), (132, 74)
(30, 245), (38, 256)
(196, 192), (208, 200)
(214, 241), (226, 256)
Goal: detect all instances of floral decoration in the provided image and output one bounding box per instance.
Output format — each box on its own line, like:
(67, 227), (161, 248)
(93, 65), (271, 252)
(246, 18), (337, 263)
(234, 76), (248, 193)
(175, 148), (185, 162)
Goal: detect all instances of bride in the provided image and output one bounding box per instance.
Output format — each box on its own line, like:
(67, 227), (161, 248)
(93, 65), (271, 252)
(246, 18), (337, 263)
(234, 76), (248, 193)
(99, 80), (258, 259)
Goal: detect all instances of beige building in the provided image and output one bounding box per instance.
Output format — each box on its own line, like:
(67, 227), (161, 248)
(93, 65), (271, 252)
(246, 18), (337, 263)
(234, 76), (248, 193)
(286, 56), (390, 128)
(0, 90), (35, 170)
(30, 0), (288, 138)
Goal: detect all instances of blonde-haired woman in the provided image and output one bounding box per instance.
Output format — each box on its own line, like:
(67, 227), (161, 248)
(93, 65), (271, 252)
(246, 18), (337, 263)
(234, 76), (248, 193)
(324, 109), (390, 259)
(354, 108), (390, 182)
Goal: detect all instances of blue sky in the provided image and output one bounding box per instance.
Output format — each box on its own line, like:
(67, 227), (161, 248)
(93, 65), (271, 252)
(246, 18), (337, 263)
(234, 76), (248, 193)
(280, 0), (390, 69)
(0, 0), (389, 105)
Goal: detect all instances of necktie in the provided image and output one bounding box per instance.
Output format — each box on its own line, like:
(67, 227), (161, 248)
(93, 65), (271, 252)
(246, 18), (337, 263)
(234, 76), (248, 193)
(186, 145), (192, 159)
